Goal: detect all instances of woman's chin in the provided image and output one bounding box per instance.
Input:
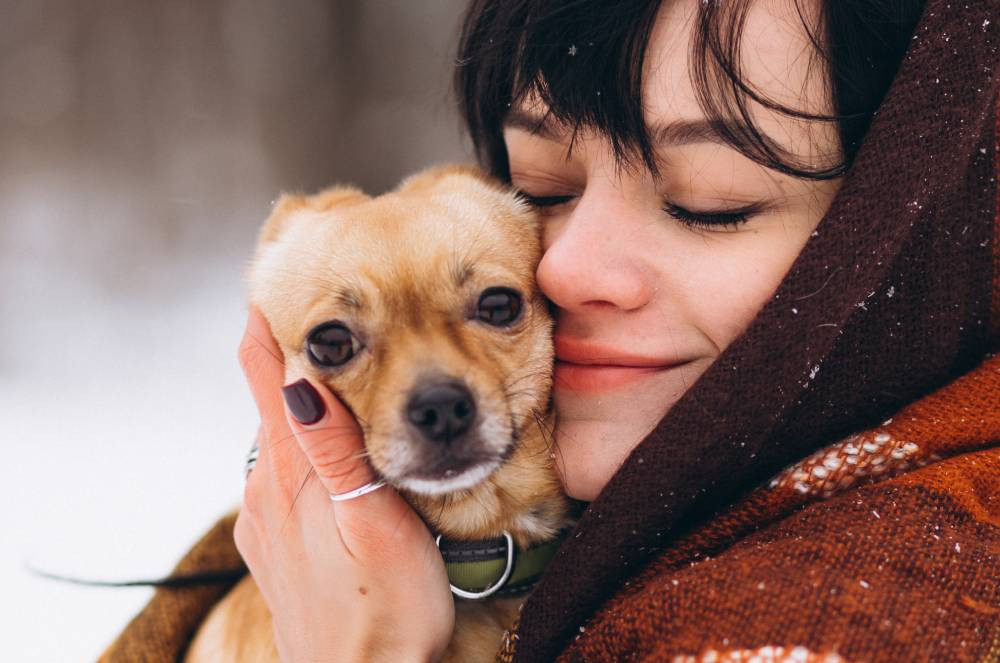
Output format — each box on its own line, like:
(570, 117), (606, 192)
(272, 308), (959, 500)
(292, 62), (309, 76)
(551, 364), (703, 500)
(551, 416), (658, 502)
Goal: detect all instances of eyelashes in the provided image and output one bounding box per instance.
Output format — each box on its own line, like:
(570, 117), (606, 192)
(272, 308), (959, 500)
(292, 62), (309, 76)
(516, 189), (762, 231)
(660, 200), (762, 231)
(517, 192), (575, 208)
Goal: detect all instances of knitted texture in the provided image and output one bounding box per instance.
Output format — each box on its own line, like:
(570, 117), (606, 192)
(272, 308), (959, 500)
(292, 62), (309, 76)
(522, 354), (1000, 662)
(97, 514), (244, 662)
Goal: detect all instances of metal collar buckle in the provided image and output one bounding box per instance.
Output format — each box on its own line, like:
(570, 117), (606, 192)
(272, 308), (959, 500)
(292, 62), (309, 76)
(435, 530), (515, 600)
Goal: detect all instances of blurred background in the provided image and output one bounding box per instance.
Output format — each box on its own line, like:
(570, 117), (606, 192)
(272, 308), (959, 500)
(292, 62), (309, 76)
(0, 1), (469, 659)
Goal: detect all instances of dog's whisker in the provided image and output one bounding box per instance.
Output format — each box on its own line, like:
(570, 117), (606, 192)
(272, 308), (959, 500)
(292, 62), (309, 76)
(282, 467), (319, 532)
(504, 389), (544, 402)
(502, 370), (551, 392)
(531, 409), (567, 481)
(531, 410), (557, 451)
(262, 423), (366, 448)
(537, 415), (557, 449)
(344, 448), (371, 461)
(263, 429), (377, 477)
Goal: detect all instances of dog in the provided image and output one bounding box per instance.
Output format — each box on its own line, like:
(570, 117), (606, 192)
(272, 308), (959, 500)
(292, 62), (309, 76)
(184, 165), (573, 662)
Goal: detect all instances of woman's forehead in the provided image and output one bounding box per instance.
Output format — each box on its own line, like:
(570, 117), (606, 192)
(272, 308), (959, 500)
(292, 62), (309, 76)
(641, 0), (838, 161)
(500, 0), (840, 170)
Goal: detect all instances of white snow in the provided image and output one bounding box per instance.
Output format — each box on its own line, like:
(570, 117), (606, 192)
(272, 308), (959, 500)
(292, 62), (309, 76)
(1, 249), (258, 661)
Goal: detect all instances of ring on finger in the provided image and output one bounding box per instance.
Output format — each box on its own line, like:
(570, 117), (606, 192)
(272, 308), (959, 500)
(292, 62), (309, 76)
(245, 442), (259, 479)
(329, 480), (387, 502)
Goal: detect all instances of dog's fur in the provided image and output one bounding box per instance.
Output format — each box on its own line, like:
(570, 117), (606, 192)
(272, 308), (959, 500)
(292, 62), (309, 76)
(184, 165), (572, 662)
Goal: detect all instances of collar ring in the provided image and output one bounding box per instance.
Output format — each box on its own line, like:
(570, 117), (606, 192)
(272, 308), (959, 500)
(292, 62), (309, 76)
(435, 530), (515, 600)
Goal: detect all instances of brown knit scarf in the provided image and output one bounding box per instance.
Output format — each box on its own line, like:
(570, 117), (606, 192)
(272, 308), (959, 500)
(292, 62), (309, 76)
(499, 354), (1000, 662)
(100, 1), (999, 661)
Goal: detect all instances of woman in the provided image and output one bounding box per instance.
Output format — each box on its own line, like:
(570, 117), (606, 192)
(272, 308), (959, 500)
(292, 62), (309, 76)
(102, 0), (999, 660)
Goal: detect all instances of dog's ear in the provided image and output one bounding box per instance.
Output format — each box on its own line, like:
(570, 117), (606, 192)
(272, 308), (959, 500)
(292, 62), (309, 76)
(396, 164), (498, 194)
(259, 187), (368, 244)
(306, 186), (370, 213)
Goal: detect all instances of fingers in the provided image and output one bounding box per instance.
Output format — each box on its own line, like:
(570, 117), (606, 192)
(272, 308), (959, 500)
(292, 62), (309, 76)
(281, 377), (430, 559)
(239, 307), (427, 560)
(281, 377), (376, 498)
(238, 308), (287, 445)
(240, 306), (373, 499)
(239, 308), (317, 520)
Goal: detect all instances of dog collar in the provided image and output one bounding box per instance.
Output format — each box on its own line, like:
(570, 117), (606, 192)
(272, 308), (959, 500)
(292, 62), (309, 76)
(435, 530), (569, 600)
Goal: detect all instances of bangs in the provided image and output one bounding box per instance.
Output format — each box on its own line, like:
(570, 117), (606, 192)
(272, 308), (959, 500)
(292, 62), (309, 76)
(455, 0), (924, 183)
(456, 0), (663, 179)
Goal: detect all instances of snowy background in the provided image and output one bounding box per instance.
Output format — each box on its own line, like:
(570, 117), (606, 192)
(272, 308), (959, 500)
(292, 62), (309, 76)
(0, 1), (467, 659)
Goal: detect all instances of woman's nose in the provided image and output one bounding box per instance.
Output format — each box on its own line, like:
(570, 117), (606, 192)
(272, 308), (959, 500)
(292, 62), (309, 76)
(536, 193), (654, 313)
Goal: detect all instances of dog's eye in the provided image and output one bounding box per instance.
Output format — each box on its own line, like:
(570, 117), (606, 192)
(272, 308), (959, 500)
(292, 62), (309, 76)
(306, 322), (359, 367)
(476, 287), (522, 326)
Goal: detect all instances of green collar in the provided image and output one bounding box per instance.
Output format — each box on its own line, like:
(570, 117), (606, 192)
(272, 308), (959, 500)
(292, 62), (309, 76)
(435, 530), (569, 600)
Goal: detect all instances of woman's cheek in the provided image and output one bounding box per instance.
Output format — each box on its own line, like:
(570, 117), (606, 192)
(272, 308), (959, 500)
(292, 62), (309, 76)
(683, 225), (809, 350)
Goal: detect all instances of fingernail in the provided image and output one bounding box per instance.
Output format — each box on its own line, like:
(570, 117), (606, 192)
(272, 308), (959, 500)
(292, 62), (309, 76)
(282, 378), (326, 425)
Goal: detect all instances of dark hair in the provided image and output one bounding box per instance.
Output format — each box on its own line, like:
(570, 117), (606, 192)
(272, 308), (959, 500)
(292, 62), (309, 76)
(455, 0), (926, 181)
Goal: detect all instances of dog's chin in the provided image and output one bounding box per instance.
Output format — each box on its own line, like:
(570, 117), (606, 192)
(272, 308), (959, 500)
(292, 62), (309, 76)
(394, 459), (503, 496)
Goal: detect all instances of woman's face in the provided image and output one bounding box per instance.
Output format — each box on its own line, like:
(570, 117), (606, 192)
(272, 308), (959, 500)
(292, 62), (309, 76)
(504, 0), (843, 500)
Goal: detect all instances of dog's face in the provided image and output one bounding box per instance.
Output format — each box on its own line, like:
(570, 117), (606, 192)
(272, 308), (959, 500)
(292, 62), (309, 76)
(249, 166), (553, 497)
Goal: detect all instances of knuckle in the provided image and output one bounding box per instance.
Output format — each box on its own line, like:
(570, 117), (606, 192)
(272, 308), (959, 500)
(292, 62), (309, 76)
(341, 509), (420, 566)
(237, 334), (254, 370)
(341, 516), (389, 557)
(240, 477), (265, 523)
(309, 444), (366, 483)
(233, 509), (258, 561)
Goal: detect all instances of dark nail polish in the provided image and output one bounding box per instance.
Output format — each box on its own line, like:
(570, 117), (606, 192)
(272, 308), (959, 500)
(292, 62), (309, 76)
(282, 378), (326, 425)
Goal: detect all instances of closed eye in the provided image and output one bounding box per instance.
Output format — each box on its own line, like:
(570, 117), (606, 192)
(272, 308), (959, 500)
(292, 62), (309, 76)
(516, 192), (576, 208)
(662, 200), (764, 231)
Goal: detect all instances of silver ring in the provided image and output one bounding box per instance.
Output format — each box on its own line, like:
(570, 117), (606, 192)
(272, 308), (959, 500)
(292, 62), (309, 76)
(245, 442), (259, 479)
(329, 479), (387, 502)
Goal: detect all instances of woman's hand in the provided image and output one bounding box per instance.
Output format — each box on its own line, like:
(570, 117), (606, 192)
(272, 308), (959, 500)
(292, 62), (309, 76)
(233, 307), (455, 663)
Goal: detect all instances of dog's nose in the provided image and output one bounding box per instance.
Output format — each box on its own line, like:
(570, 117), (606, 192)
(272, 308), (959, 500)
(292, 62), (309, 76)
(406, 382), (477, 444)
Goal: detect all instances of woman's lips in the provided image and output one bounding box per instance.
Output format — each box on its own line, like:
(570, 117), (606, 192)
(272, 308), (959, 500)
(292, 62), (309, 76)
(553, 336), (686, 393)
(554, 360), (670, 393)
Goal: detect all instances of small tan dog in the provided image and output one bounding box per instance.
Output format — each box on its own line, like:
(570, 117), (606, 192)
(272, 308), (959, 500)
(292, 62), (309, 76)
(185, 165), (573, 662)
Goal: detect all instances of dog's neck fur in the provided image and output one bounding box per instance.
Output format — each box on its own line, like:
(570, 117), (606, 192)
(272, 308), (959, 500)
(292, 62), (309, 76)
(406, 410), (571, 549)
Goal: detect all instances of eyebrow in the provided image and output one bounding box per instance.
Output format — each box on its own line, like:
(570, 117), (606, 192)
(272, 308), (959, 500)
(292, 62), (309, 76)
(452, 261), (475, 287)
(335, 287), (364, 310)
(502, 109), (770, 150)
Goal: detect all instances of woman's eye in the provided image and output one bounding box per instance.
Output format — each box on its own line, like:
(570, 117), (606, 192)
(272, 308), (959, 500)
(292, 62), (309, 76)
(306, 322), (360, 367)
(476, 287), (523, 326)
(516, 191), (576, 208)
(662, 201), (760, 231)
